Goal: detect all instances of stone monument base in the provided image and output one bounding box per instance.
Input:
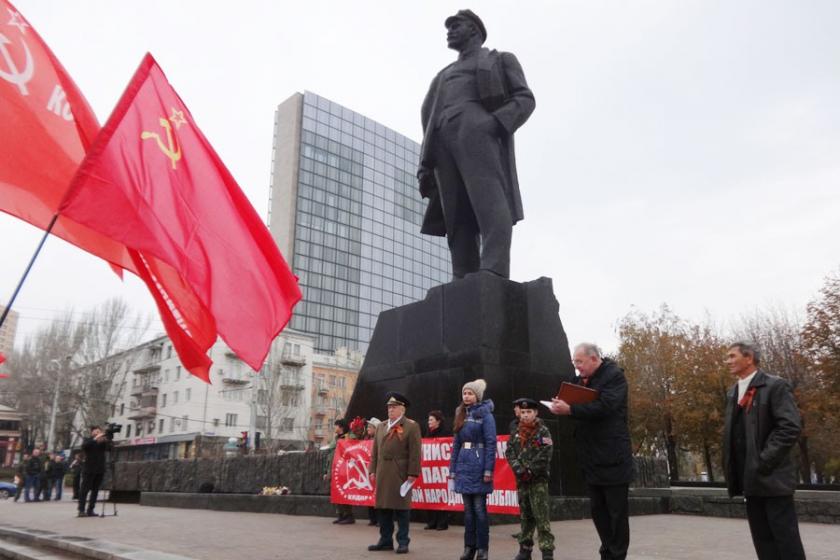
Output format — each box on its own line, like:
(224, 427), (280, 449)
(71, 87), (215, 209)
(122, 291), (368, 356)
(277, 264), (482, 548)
(345, 272), (585, 495)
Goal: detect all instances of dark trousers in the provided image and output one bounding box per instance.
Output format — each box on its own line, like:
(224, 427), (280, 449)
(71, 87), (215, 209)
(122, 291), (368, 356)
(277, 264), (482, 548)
(587, 483), (629, 560)
(39, 476), (50, 500)
(368, 507), (378, 524)
(23, 474), (39, 501)
(377, 508), (410, 547)
(337, 503), (354, 519)
(433, 105), (513, 278)
(463, 493), (490, 550)
(426, 509), (449, 529)
(78, 472), (104, 513)
(745, 495), (806, 559)
(51, 478), (63, 500)
(72, 473), (81, 499)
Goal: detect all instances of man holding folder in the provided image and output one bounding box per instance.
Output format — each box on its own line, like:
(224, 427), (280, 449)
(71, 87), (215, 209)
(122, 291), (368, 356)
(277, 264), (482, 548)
(550, 343), (633, 560)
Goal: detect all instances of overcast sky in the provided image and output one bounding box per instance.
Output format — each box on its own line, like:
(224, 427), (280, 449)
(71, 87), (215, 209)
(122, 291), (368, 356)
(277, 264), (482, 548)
(2, 0), (839, 356)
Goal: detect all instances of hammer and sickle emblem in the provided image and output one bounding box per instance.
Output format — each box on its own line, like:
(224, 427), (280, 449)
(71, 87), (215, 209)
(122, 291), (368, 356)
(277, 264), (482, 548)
(141, 116), (182, 170)
(0, 33), (34, 95)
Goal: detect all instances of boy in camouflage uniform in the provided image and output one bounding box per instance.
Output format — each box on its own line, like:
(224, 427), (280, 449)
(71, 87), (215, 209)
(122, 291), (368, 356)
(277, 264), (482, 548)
(505, 398), (555, 560)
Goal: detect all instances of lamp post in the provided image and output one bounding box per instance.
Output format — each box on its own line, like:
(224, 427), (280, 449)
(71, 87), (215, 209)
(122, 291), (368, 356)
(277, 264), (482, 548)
(46, 356), (70, 451)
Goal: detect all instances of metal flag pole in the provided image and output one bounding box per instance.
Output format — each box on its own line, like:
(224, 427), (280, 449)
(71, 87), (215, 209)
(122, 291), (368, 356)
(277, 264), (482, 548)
(0, 213), (59, 330)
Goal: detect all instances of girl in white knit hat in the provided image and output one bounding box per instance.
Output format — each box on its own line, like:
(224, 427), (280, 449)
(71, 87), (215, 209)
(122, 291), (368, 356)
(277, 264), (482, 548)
(449, 379), (497, 560)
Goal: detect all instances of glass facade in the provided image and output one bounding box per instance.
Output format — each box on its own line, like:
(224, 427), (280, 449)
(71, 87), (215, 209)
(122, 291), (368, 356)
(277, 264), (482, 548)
(276, 92), (450, 354)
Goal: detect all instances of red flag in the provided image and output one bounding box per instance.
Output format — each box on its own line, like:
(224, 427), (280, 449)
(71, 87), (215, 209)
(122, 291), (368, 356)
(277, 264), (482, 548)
(0, 0), (134, 272)
(61, 54), (301, 378)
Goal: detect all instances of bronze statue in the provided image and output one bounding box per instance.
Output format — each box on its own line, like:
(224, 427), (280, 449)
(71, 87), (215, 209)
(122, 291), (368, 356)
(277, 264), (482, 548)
(418, 9), (535, 279)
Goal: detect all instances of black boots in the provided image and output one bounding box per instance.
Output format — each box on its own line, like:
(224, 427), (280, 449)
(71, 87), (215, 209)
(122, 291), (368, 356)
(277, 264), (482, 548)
(513, 545), (532, 560)
(476, 550), (489, 560)
(460, 547), (477, 560)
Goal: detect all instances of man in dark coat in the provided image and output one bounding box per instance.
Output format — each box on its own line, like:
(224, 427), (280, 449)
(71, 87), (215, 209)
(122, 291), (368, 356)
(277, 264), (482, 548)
(77, 425), (112, 517)
(23, 448), (43, 502)
(722, 342), (806, 559)
(550, 343), (633, 560)
(368, 392), (422, 554)
(417, 9), (535, 279)
(70, 453), (83, 500)
(13, 453), (28, 502)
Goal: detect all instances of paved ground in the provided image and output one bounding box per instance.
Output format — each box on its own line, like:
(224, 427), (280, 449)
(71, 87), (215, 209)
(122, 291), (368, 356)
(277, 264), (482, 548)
(1, 497), (839, 559)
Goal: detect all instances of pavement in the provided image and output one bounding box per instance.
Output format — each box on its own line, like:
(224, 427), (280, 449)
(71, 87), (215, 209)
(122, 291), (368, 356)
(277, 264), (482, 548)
(1, 496), (839, 559)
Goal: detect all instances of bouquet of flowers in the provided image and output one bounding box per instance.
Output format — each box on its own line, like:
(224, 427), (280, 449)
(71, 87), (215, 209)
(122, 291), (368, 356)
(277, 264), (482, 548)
(260, 485), (290, 496)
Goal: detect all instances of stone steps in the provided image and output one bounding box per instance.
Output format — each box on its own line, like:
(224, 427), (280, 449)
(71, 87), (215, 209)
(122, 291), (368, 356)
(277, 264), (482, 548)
(0, 526), (195, 560)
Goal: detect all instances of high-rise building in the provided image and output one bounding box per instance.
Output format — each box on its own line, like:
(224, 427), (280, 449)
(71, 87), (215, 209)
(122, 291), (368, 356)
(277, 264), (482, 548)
(0, 306), (18, 359)
(269, 91), (451, 354)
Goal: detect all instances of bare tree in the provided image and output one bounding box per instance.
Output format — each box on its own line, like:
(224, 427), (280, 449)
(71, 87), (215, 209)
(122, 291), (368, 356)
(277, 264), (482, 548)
(1, 298), (150, 451)
(256, 343), (307, 452)
(732, 305), (813, 481)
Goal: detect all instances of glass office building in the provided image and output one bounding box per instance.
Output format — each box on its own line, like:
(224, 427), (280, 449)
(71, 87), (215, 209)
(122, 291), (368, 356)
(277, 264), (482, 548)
(268, 92), (451, 354)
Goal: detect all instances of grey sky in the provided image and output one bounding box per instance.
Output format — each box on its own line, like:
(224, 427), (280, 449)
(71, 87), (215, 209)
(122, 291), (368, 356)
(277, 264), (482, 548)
(2, 0), (839, 355)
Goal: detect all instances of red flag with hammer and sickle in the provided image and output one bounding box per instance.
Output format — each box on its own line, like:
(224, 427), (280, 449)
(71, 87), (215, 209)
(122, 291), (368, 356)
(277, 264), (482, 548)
(60, 53), (302, 380)
(0, 0), (135, 272)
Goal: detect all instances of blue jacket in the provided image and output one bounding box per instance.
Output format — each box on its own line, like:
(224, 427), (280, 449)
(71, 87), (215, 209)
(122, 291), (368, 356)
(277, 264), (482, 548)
(450, 400), (497, 495)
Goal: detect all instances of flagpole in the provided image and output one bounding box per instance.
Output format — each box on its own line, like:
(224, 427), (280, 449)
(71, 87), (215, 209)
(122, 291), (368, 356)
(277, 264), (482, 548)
(0, 213), (59, 330)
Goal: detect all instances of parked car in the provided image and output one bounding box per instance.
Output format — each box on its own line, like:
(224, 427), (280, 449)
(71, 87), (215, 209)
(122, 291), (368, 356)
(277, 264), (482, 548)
(0, 480), (17, 499)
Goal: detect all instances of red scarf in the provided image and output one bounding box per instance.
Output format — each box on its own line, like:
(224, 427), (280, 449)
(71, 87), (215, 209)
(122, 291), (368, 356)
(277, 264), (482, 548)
(738, 387), (757, 412)
(517, 418), (539, 448)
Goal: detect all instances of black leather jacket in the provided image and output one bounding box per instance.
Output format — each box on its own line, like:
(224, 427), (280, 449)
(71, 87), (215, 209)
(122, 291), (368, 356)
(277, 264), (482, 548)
(723, 370), (802, 497)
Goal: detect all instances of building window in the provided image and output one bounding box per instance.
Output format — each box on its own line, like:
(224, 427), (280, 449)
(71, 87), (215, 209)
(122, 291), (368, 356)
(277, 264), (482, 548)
(213, 418), (220, 427)
(182, 416), (189, 431)
(126, 425), (132, 438)
(164, 369), (169, 382)
(185, 388), (191, 402)
(225, 413), (238, 427)
(148, 420), (155, 434)
(176, 366), (181, 381)
(281, 417), (294, 432)
(173, 391), (179, 404)
(162, 393), (167, 407)
(159, 418), (165, 433)
(167, 345), (172, 359)
(120, 403), (125, 416)
(170, 418), (175, 432)
(136, 423), (143, 436)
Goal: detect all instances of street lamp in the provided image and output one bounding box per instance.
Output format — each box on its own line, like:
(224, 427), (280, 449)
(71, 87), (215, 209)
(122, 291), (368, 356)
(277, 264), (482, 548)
(46, 356), (70, 451)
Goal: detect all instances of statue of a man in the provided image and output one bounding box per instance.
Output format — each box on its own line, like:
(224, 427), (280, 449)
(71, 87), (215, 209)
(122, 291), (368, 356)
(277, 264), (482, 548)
(418, 10), (535, 279)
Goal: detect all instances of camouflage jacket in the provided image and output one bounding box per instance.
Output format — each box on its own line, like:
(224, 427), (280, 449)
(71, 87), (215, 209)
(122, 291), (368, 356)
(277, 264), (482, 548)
(505, 419), (553, 483)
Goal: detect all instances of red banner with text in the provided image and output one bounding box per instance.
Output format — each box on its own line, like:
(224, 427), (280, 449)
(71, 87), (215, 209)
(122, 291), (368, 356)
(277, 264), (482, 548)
(330, 435), (519, 515)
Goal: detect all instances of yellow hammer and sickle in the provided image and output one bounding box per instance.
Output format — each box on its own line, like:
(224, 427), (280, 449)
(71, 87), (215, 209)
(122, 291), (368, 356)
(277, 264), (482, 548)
(141, 117), (181, 170)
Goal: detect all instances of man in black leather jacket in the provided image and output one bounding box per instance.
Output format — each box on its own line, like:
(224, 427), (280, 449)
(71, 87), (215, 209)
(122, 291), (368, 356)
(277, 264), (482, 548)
(550, 343), (633, 560)
(723, 342), (805, 559)
(77, 425), (113, 517)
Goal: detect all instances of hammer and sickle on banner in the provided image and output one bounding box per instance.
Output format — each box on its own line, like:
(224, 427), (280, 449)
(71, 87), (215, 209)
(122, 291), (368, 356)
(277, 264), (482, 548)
(0, 32), (34, 95)
(141, 114), (182, 170)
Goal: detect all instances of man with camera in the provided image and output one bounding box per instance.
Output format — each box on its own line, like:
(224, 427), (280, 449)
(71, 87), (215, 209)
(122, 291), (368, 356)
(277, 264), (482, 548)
(77, 424), (114, 517)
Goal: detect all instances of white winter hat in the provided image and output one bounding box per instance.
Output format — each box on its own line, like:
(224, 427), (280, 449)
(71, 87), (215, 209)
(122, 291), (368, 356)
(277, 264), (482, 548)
(462, 379), (487, 401)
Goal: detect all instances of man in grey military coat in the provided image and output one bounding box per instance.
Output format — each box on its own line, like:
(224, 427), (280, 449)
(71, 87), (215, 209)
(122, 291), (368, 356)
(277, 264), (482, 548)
(417, 10), (535, 279)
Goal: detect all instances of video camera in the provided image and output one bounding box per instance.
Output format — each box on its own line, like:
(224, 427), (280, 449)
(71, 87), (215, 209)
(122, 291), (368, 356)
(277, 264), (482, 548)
(104, 422), (123, 439)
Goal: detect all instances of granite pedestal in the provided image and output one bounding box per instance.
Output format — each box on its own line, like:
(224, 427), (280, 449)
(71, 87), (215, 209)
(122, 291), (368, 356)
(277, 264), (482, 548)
(345, 272), (584, 495)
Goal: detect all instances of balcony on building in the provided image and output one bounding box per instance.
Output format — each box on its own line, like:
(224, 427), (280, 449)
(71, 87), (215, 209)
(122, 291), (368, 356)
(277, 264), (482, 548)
(317, 383), (329, 396)
(127, 406), (157, 420)
(281, 350), (306, 366)
(280, 375), (305, 390)
(222, 374), (249, 385)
